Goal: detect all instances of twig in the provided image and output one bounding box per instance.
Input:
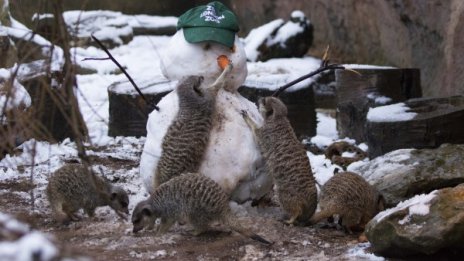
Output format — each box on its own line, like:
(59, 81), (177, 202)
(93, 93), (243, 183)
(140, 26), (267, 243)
(90, 35), (160, 111)
(272, 64), (345, 97)
(82, 57), (110, 61)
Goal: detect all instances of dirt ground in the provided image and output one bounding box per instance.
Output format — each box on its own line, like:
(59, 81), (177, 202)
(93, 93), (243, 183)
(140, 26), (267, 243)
(0, 143), (378, 261)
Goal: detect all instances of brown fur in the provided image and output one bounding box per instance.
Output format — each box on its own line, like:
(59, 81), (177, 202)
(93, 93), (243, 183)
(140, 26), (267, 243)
(133, 173), (271, 245)
(153, 64), (233, 188)
(309, 171), (384, 233)
(325, 141), (367, 169)
(46, 163), (129, 224)
(242, 97), (317, 225)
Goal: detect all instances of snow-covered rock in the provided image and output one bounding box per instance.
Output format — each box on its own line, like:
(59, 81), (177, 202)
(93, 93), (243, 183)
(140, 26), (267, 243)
(140, 29), (271, 202)
(349, 143), (464, 207)
(243, 10), (313, 62)
(366, 185), (464, 257)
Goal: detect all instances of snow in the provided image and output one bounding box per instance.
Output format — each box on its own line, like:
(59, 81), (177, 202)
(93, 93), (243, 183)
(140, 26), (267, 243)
(245, 56), (321, 91)
(127, 15), (178, 29)
(347, 243), (385, 261)
(0, 69), (32, 120)
(373, 191), (438, 224)
(3, 18), (64, 71)
(0, 212), (58, 261)
(367, 102), (417, 122)
(266, 19), (304, 47)
(243, 19), (284, 62)
(348, 148), (414, 181)
(291, 10), (306, 19)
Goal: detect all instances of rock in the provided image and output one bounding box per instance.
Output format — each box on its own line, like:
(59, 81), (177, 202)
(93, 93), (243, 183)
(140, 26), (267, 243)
(335, 68), (422, 143)
(366, 96), (464, 158)
(107, 78), (175, 137)
(366, 184), (464, 258)
(350, 143), (464, 207)
(243, 10), (313, 62)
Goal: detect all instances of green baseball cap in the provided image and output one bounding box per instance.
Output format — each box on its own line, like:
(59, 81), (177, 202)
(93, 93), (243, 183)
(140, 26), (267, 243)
(177, 1), (239, 48)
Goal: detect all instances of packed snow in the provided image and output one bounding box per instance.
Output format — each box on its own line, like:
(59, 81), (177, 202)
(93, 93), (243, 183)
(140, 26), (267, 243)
(367, 102), (417, 122)
(373, 191), (438, 224)
(0, 68), (32, 120)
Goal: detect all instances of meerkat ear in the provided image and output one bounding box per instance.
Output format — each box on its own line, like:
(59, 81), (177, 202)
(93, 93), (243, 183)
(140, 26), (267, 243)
(142, 207), (153, 217)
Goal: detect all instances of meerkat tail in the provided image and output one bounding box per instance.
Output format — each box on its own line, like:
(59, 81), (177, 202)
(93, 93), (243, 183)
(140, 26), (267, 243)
(210, 63), (233, 91)
(225, 217), (272, 245)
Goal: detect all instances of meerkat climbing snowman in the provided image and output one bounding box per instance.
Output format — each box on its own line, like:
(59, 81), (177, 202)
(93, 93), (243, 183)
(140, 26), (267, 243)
(139, 1), (272, 202)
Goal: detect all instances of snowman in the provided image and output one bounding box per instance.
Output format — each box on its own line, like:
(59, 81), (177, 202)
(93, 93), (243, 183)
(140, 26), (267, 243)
(139, 1), (272, 202)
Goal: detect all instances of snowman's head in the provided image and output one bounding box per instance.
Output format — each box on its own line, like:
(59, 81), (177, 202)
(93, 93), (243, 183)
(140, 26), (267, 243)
(160, 2), (247, 91)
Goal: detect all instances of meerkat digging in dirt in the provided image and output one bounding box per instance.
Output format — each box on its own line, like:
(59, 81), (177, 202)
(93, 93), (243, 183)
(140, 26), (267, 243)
(133, 173), (272, 245)
(47, 163), (129, 224)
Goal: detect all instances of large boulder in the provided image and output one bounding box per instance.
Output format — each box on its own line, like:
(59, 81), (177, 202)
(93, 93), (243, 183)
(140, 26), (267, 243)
(349, 143), (464, 207)
(365, 184), (464, 258)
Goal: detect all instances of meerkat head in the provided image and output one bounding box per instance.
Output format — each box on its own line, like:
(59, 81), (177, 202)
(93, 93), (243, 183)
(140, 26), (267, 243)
(258, 97), (288, 120)
(108, 186), (129, 220)
(178, 75), (205, 98)
(131, 199), (159, 233)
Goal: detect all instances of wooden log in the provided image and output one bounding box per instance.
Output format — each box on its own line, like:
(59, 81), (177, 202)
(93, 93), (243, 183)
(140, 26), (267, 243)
(108, 78), (174, 137)
(238, 84), (317, 140)
(366, 96), (464, 158)
(335, 68), (422, 143)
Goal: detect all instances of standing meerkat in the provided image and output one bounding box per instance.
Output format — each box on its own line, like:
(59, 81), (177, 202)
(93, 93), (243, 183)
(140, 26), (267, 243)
(47, 163), (129, 224)
(132, 173), (271, 245)
(309, 171), (384, 233)
(241, 97), (317, 225)
(153, 63), (233, 188)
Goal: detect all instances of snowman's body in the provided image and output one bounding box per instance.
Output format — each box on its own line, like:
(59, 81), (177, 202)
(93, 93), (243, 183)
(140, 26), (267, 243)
(139, 30), (272, 202)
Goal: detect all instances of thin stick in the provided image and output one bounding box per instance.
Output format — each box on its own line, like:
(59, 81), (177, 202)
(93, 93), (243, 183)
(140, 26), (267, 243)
(90, 35), (160, 111)
(272, 64), (345, 97)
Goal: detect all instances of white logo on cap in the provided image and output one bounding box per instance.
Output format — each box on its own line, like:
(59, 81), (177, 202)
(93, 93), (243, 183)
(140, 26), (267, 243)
(200, 5), (225, 23)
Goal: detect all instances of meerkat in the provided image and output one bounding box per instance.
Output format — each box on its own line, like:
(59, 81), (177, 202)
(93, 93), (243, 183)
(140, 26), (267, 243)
(309, 171), (384, 233)
(153, 63), (233, 188)
(325, 141), (367, 169)
(47, 163), (129, 224)
(132, 173), (271, 245)
(241, 96), (317, 225)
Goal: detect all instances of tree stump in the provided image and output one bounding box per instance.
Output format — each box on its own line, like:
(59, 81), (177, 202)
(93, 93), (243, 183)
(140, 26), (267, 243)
(238, 84), (317, 140)
(108, 79), (174, 137)
(366, 96), (464, 158)
(335, 68), (422, 143)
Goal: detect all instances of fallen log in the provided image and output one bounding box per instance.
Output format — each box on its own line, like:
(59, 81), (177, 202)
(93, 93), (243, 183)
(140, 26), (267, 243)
(366, 96), (464, 158)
